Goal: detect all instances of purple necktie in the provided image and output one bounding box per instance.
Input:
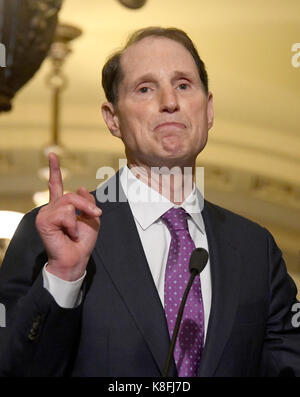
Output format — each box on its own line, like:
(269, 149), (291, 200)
(161, 207), (204, 377)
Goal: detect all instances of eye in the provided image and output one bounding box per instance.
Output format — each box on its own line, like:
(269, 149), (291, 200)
(138, 86), (150, 93)
(178, 83), (189, 90)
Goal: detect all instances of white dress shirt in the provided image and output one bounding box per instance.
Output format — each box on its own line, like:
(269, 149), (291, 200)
(43, 165), (212, 341)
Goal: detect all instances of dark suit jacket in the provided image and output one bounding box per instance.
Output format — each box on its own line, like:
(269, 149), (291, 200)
(0, 171), (299, 377)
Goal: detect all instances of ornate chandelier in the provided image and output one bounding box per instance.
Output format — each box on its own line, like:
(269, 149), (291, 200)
(0, 0), (63, 112)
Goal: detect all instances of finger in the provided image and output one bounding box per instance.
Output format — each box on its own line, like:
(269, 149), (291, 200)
(77, 187), (93, 202)
(48, 152), (63, 202)
(61, 193), (101, 218)
(77, 187), (102, 218)
(59, 205), (79, 241)
(77, 187), (97, 206)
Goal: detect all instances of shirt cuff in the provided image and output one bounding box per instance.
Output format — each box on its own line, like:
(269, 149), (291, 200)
(42, 263), (86, 309)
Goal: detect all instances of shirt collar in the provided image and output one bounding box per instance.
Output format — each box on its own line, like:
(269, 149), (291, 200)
(119, 165), (205, 233)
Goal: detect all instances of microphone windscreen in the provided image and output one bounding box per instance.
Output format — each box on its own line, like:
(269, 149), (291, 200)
(189, 248), (208, 275)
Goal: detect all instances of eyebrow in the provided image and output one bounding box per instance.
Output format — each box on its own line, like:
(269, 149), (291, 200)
(133, 73), (156, 85)
(132, 70), (195, 86)
(171, 70), (195, 80)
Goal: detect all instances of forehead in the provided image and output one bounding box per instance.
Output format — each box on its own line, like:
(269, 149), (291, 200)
(120, 36), (199, 82)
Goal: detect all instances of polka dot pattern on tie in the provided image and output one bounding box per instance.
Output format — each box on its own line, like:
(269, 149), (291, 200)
(161, 207), (204, 377)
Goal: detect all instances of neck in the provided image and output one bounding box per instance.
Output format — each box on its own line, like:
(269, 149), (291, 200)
(127, 162), (196, 205)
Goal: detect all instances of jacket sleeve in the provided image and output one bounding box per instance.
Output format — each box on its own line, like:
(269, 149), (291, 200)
(0, 208), (82, 377)
(259, 229), (300, 376)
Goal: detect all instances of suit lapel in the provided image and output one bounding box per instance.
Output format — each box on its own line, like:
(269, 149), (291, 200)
(198, 201), (242, 376)
(91, 173), (177, 377)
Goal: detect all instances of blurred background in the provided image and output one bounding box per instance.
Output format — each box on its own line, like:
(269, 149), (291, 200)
(0, 0), (299, 295)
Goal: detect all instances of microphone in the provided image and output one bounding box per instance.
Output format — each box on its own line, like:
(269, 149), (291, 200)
(163, 247), (209, 377)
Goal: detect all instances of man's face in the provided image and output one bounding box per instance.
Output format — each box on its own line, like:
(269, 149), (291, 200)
(102, 36), (214, 169)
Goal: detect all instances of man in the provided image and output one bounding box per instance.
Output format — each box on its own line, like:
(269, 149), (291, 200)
(0, 27), (299, 377)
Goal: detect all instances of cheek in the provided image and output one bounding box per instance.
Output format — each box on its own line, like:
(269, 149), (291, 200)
(189, 103), (208, 131)
(119, 103), (144, 127)
(119, 116), (151, 148)
(187, 106), (209, 148)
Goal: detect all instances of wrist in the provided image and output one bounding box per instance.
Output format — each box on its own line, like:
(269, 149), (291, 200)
(46, 261), (86, 282)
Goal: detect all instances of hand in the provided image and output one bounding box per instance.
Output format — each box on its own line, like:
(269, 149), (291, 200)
(35, 152), (102, 281)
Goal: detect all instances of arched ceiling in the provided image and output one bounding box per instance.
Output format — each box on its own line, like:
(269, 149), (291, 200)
(0, 0), (299, 276)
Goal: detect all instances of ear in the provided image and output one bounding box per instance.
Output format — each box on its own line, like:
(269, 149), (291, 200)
(206, 91), (214, 131)
(101, 102), (122, 138)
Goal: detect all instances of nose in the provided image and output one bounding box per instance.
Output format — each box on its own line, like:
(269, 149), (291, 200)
(159, 86), (179, 113)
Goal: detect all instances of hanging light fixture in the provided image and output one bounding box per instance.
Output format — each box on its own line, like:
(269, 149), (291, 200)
(0, 210), (24, 266)
(117, 0), (147, 9)
(0, 210), (24, 239)
(0, 0), (63, 112)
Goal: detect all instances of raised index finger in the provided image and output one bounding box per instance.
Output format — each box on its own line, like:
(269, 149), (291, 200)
(48, 152), (63, 202)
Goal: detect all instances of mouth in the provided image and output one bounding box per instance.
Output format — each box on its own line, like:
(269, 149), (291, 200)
(154, 122), (186, 132)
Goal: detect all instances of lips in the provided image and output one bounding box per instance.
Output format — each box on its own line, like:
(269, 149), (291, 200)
(154, 122), (186, 131)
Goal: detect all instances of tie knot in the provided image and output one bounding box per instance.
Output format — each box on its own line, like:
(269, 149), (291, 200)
(161, 207), (189, 232)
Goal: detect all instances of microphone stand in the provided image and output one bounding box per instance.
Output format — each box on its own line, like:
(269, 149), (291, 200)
(162, 247), (208, 377)
(162, 269), (198, 377)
